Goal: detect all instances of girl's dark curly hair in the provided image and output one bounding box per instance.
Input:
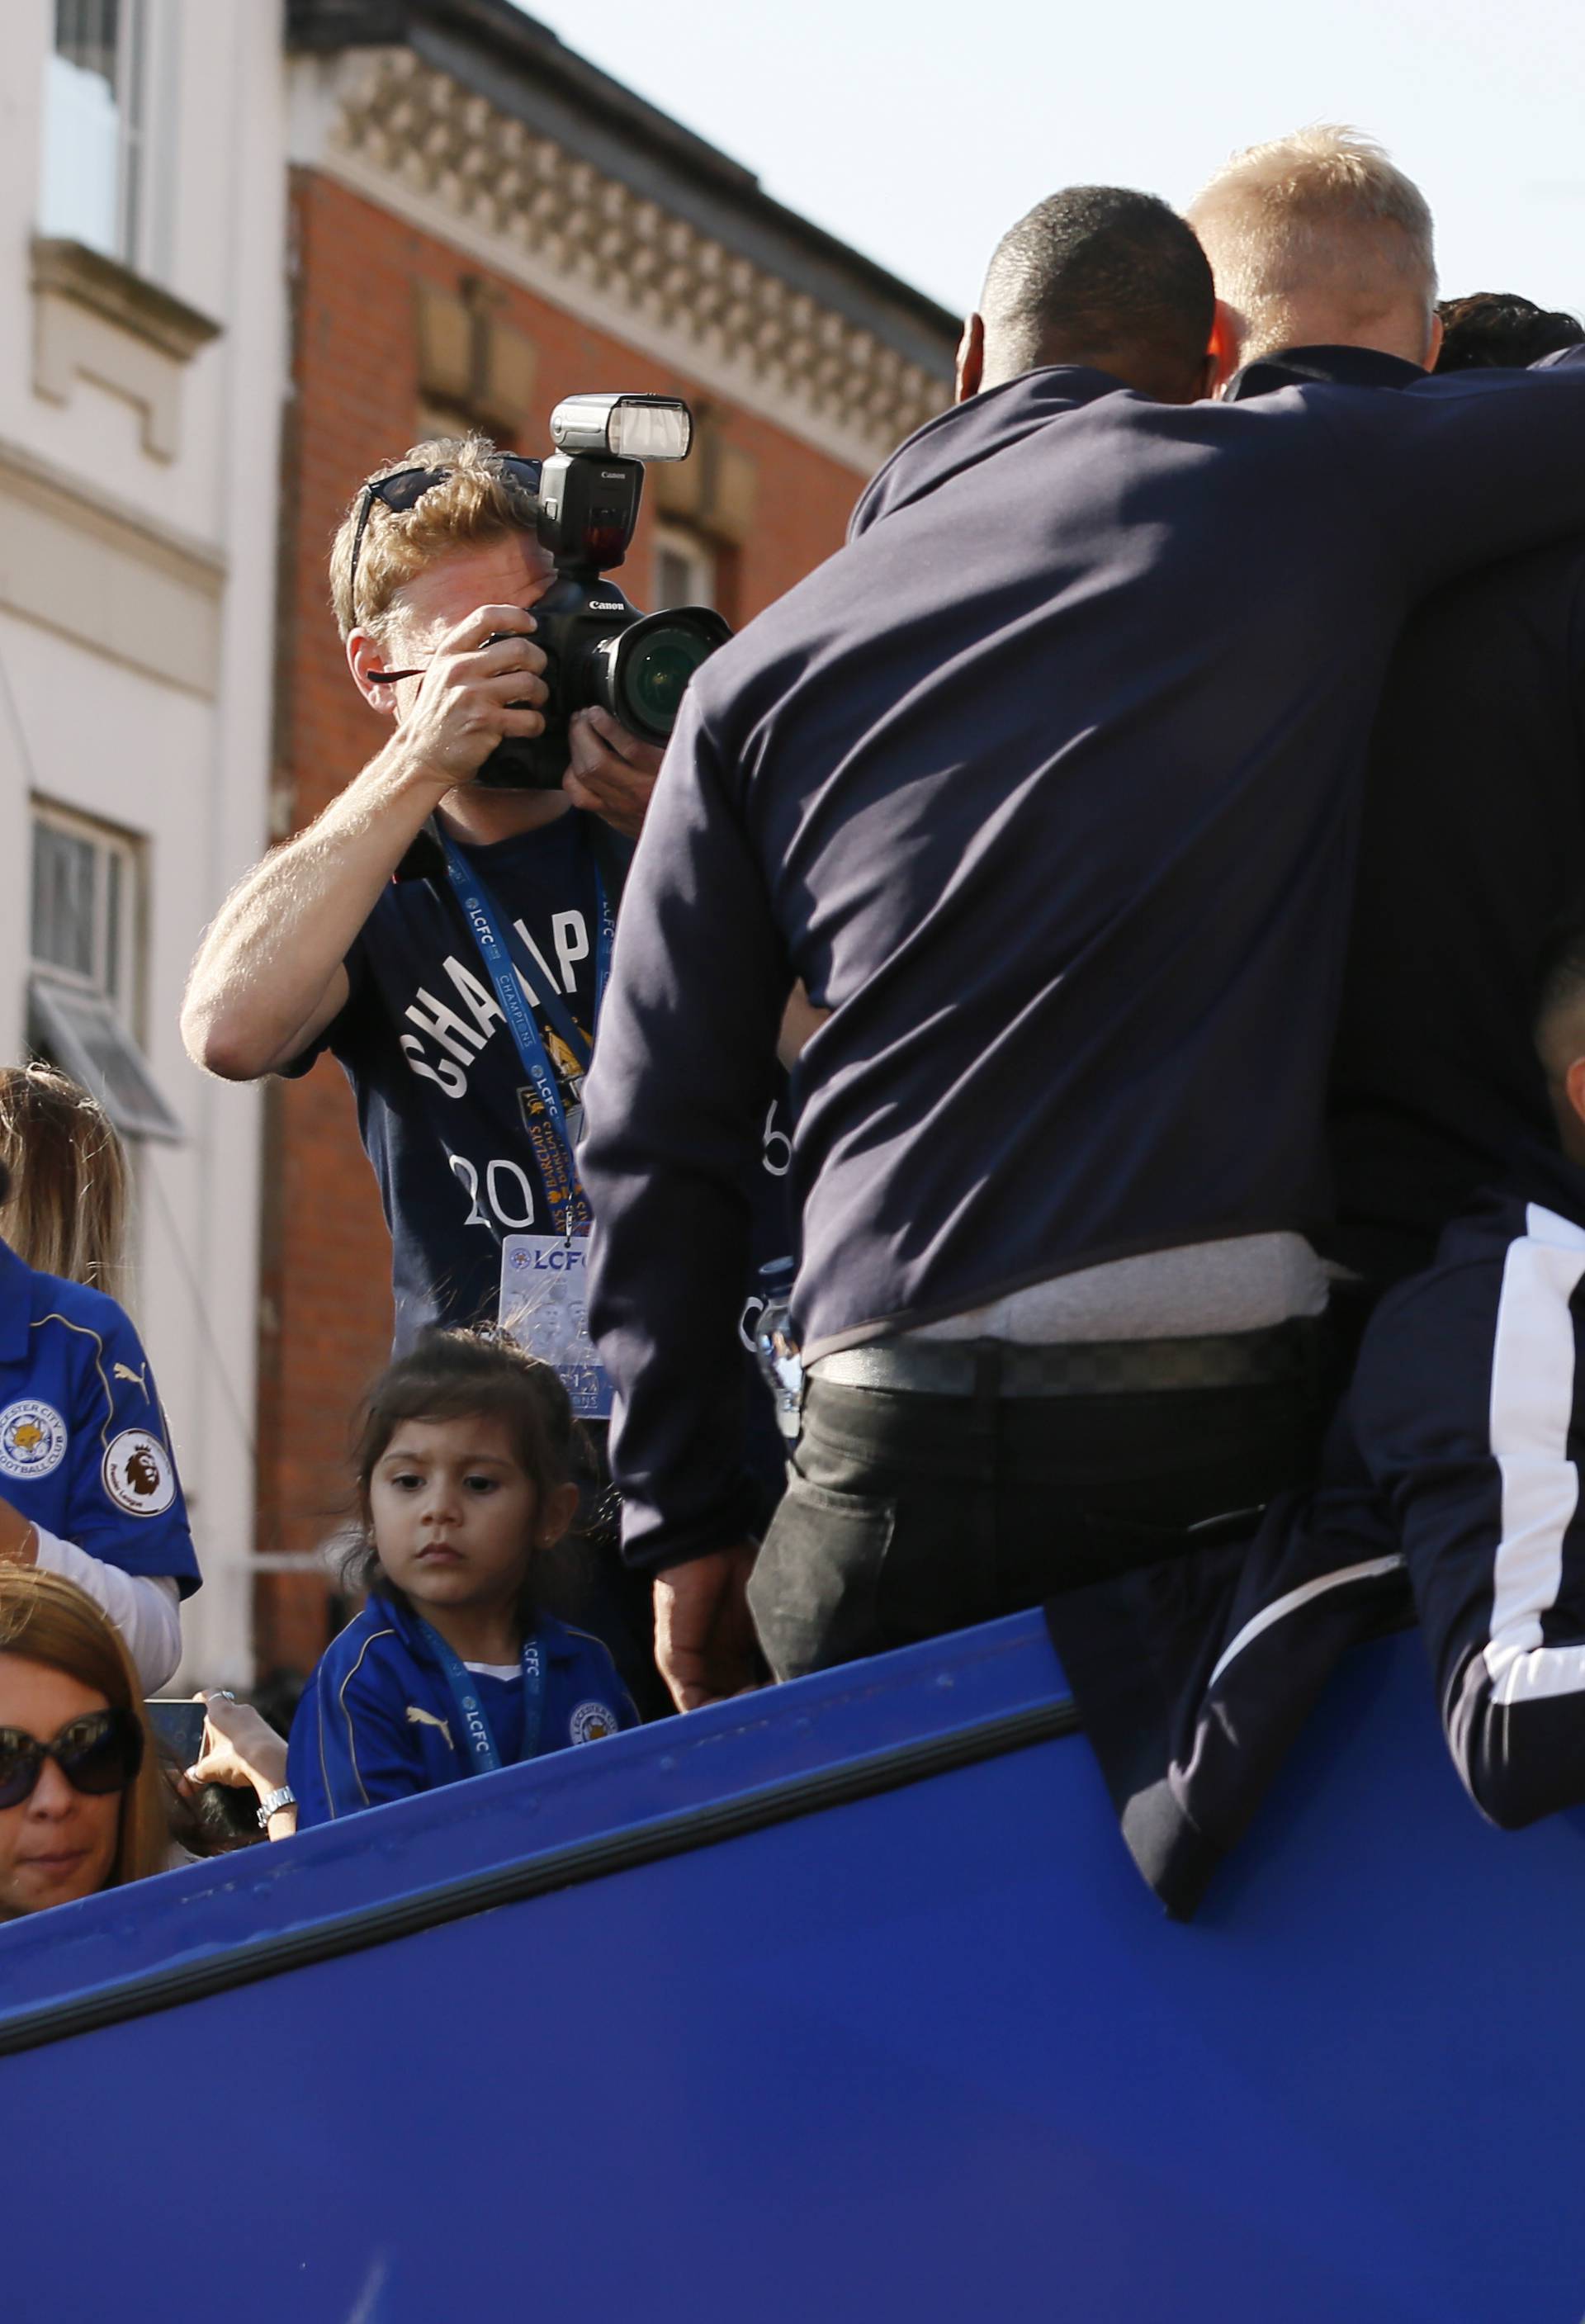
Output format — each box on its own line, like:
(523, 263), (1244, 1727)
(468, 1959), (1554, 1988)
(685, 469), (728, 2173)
(342, 1330), (581, 1626)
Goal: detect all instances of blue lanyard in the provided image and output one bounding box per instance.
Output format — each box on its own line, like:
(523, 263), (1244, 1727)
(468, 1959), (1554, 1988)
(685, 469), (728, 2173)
(440, 829), (613, 1239)
(419, 1621), (546, 1773)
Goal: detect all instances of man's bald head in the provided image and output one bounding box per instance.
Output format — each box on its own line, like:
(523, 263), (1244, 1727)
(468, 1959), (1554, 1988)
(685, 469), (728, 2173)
(959, 187), (1215, 407)
(1189, 125), (1438, 373)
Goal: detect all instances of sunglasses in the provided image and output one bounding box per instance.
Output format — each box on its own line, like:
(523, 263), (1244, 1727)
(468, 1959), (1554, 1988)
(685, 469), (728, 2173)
(346, 454), (543, 641)
(0, 1707), (144, 1811)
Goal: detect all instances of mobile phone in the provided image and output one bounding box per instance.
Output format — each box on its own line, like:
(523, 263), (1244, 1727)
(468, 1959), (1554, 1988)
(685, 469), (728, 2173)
(145, 1698), (208, 1766)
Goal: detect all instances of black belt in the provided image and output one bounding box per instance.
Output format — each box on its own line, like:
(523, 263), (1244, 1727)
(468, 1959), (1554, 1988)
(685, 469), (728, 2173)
(808, 1316), (1323, 1399)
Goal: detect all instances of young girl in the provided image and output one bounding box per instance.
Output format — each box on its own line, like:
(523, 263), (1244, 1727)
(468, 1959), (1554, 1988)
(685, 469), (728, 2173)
(288, 1332), (638, 1827)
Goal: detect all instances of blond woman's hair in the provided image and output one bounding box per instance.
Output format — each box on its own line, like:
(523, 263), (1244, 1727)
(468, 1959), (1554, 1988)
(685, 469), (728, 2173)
(0, 1064), (129, 1295)
(1188, 125), (1436, 363)
(329, 433), (541, 640)
(0, 1569), (170, 1891)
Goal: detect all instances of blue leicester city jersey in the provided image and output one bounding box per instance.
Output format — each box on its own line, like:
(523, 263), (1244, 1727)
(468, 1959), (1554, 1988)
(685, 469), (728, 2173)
(0, 1238), (200, 1593)
(287, 1591), (639, 1825)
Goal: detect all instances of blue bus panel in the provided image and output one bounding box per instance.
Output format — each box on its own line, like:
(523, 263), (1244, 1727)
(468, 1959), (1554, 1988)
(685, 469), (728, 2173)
(2, 1614), (1582, 2323)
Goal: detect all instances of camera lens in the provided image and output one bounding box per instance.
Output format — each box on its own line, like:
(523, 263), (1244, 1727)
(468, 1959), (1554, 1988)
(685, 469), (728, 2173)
(620, 624), (716, 734)
(592, 607), (733, 742)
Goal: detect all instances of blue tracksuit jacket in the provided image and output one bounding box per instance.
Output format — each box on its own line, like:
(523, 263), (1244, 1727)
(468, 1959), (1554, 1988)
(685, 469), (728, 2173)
(1049, 1143), (1585, 1914)
(288, 1591), (639, 1826)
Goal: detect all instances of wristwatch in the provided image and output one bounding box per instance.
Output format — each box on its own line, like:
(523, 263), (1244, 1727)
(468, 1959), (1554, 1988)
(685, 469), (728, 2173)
(255, 1784), (296, 1829)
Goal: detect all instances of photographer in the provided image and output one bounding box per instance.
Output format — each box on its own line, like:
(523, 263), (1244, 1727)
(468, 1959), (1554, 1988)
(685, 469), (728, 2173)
(182, 434), (663, 1349)
(183, 434), (790, 1702)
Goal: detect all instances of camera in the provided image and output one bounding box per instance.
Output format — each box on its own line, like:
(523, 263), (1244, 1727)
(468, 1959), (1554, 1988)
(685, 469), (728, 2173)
(477, 393), (733, 790)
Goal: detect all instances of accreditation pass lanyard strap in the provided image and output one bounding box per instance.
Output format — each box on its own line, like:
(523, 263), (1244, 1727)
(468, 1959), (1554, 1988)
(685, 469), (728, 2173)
(419, 1621), (546, 1773)
(440, 831), (613, 1240)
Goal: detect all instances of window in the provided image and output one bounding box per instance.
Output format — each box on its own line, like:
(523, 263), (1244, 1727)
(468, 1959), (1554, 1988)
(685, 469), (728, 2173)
(652, 525), (717, 612)
(39, 0), (147, 266)
(28, 806), (181, 1143)
(31, 809), (134, 1002)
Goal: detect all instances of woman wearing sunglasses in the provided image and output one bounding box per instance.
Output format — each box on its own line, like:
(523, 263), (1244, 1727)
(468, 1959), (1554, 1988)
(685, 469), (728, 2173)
(0, 1567), (168, 1919)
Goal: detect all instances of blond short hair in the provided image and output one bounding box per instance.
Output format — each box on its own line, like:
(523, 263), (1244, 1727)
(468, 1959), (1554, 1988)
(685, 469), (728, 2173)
(328, 433), (540, 640)
(1188, 125), (1436, 362)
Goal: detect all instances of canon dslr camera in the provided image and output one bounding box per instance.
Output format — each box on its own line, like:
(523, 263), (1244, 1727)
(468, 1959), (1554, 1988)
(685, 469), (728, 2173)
(479, 392), (731, 789)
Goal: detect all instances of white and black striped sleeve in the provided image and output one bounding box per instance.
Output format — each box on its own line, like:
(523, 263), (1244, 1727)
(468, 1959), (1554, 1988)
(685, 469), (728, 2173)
(1354, 1201), (1585, 1828)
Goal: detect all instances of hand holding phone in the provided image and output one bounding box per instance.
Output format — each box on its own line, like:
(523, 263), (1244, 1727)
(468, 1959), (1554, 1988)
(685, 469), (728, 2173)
(145, 1697), (208, 1766)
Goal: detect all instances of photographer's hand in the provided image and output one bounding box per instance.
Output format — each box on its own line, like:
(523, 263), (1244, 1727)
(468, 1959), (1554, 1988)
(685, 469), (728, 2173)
(652, 1544), (761, 1711)
(389, 603), (550, 785)
(563, 708), (665, 840)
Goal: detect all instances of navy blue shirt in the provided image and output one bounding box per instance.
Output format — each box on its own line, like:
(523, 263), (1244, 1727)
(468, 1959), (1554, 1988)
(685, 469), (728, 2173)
(289, 807), (796, 1390)
(0, 1238), (200, 1592)
(1228, 346), (1585, 1285)
(1333, 523), (1585, 1280)
(583, 354), (1585, 1570)
(287, 1592), (638, 1825)
(290, 810), (606, 1347)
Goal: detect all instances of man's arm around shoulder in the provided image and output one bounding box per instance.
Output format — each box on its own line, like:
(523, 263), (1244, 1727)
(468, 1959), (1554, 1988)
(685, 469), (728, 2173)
(1313, 346), (1585, 595)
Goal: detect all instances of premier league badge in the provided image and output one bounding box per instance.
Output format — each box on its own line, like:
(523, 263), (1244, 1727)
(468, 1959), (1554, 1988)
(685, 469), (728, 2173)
(102, 1430), (177, 1517)
(0, 1400), (68, 1482)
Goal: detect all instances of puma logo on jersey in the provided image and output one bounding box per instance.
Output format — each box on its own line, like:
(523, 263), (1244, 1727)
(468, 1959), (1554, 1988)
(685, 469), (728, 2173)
(405, 1705), (454, 1750)
(113, 1362), (148, 1393)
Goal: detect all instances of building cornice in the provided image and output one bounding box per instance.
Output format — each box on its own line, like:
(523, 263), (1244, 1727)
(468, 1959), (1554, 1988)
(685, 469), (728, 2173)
(289, 44), (953, 475)
(0, 435), (224, 697)
(31, 239), (222, 366)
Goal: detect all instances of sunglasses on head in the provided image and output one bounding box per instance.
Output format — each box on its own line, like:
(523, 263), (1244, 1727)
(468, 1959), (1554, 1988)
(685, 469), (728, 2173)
(346, 453), (543, 637)
(0, 1707), (144, 1811)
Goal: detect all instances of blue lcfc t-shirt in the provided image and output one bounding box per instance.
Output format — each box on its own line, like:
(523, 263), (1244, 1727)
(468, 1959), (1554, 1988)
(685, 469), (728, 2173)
(286, 807), (798, 1477)
(289, 811), (607, 1348)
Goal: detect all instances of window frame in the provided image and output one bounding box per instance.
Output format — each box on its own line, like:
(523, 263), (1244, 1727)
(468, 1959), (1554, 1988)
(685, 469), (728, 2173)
(651, 523), (717, 613)
(43, 0), (149, 270)
(26, 801), (182, 1147)
(29, 801), (141, 1018)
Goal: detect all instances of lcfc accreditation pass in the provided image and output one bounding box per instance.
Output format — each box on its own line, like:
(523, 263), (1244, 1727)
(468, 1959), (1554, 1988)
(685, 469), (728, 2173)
(499, 1233), (613, 1418)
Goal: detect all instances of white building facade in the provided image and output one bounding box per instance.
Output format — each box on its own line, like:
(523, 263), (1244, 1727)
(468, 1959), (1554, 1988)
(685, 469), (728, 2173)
(0, 0), (290, 1683)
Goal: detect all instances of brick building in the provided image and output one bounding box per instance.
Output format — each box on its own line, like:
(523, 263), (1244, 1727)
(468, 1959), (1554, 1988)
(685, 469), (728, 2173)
(258, 0), (958, 1671)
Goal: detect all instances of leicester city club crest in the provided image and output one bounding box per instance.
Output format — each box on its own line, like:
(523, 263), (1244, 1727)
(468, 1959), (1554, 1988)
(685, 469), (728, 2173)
(0, 1400), (67, 1482)
(570, 1700), (618, 1745)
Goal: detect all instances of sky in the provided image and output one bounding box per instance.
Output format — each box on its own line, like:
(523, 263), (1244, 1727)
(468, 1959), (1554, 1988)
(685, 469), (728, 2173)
(512, 0), (1585, 322)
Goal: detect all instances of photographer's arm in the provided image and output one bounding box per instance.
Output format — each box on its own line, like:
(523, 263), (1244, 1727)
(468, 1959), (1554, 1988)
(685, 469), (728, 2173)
(182, 608), (548, 1080)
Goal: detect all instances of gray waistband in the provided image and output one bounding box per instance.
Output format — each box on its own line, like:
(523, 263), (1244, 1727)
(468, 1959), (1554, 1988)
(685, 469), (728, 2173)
(809, 1318), (1324, 1399)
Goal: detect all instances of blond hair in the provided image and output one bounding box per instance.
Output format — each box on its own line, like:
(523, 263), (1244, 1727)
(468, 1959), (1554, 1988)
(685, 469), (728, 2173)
(0, 1569), (170, 1891)
(329, 433), (540, 640)
(0, 1064), (129, 1295)
(1188, 125), (1436, 363)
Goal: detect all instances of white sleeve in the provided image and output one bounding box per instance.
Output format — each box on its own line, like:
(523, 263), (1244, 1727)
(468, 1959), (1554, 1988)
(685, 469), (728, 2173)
(31, 1528), (183, 1692)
